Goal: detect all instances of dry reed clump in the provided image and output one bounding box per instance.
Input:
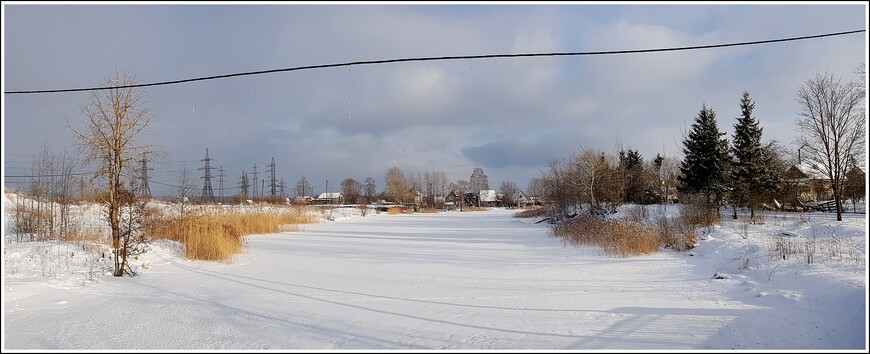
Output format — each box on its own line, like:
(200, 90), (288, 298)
(420, 208), (439, 213)
(462, 206), (491, 212)
(653, 213), (697, 252)
(680, 194), (718, 227)
(513, 207), (546, 218)
(551, 216), (663, 257)
(60, 230), (105, 243)
(386, 206), (404, 215)
(150, 207), (318, 261)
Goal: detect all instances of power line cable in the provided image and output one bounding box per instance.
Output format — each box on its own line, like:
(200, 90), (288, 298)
(4, 29), (864, 95)
(4, 172), (95, 178)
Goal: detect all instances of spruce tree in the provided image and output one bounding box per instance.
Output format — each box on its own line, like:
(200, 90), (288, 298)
(619, 149), (644, 204)
(731, 91), (765, 219)
(678, 104), (730, 213)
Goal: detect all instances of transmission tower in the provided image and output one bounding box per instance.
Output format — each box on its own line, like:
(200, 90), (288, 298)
(239, 171), (249, 200)
(217, 165), (226, 203)
(139, 152), (153, 198)
(199, 148), (216, 203)
(267, 157), (277, 197)
(251, 164), (259, 200)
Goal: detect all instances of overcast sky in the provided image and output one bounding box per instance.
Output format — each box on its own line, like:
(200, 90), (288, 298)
(3, 2), (867, 198)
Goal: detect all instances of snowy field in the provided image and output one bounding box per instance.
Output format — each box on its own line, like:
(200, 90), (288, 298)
(2, 205), (867, 350)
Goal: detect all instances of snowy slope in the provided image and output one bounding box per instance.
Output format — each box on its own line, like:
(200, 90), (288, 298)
(2, 206), (867, 350)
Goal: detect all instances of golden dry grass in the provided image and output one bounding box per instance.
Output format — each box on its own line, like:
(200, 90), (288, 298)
(461, 206), (491, 212)
(150, 207), (317, 261)
(551, 216), (663, 257)
(60, 231), (105, 243)
(386, 206), (404, 214)
(513, 207), (546, 218)
(420, 208), (438, 213)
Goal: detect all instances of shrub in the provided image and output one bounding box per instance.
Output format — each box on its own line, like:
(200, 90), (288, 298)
(656, 214), (697, 252)
(624, 204), (649, 223)
(680, 194), (718, 227)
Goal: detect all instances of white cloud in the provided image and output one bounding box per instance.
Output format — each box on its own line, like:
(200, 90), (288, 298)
(391, 66), (461, 114)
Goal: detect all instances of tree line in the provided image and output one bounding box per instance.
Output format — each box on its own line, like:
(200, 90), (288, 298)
(7, 63), (864, 277)
(541, 65), (865, 223)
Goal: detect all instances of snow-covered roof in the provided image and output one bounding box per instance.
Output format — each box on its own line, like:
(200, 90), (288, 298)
(317, 192), (343, 199)
(789, 163), (828, 180)
(479, 190), (497, 202)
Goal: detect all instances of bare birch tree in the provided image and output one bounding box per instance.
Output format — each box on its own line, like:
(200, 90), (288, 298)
(69, 71), (158, 277)
(795, 70), (865, 221)
(176, 165), (197, 217)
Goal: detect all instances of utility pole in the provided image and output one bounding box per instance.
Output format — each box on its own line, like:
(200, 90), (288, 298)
(199, 148), (216, 203)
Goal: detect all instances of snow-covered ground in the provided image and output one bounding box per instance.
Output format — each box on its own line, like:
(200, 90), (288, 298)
(2, 203), (867, 350)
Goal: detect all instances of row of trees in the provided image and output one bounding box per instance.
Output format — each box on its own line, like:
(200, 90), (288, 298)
(540, 146), (682, 219)
(377, 166), (539, 209)
(678, 68), (865, 222)
(542, 67), (865, 223)
(8, 144), (89, 242)
(677, 93), (787, 221)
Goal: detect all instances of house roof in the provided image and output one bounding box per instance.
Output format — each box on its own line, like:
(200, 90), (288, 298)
(479, 190), (498, 202)
(788, 164), (827, 180)
(317, 192), (343, 199)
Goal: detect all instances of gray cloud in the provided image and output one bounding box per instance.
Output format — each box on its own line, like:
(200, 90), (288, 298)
(3, 4), (866, 196)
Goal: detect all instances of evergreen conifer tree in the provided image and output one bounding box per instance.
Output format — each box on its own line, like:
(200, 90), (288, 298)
(678, 104), (730, 214)
(731, 91), (766, 219)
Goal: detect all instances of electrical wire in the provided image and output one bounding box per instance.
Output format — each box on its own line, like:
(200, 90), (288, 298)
(4, 29), (864, 95)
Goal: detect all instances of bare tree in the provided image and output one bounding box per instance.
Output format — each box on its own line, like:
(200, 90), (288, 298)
(407, 171), (423, 202)
(341, 178), (362, 204)
(453, 179), (470, 211)
(176, 165), (197, 217)
(499, 180), (518, 209)
(543, 158), (572, 218)
(469, 167), (489, 193)
(527, 177), (545, 199)
(385, 167), (411, 204)
(54, 148), (79, 241)
(69, 71), (158, 277)
(29, 144), (54, 241)
(434, 171), (449, 207)
(795, 71), (865, 221)
(296, 176), (311, 197)
(363, 177), (377, 204)
(567, 148), (624, 216)
(423, 170), (436, 208)
(423, 170), (448, 208)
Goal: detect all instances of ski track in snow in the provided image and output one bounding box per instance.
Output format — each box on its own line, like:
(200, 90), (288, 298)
(3, 208), (866, 350)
